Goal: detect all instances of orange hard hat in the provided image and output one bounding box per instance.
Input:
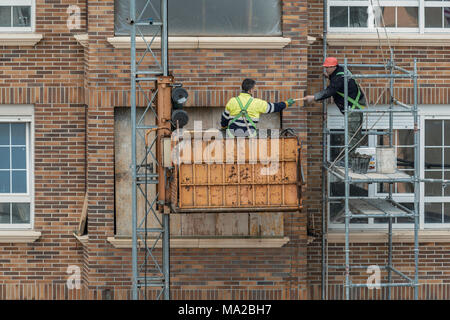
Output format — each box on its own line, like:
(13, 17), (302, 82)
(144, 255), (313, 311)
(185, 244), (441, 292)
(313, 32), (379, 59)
(323, 57), (338, 67)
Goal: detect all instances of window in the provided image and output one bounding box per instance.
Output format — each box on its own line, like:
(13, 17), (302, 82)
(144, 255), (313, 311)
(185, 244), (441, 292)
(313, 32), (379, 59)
(114, 0), (281, 36)
(0, 0), (35, 32)
(328, 0), (450, 33)
(327, 106), (450, 229)
(423, 119), (450, 224)
(0, 107), (33, 228)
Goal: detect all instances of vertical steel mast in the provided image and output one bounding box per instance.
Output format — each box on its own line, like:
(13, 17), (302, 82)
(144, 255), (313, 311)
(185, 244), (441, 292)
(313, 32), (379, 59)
(130, 0), (170, 300)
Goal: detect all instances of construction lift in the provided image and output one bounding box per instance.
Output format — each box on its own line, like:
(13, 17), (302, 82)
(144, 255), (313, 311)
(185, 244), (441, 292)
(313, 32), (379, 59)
(129, 0), (173, 300)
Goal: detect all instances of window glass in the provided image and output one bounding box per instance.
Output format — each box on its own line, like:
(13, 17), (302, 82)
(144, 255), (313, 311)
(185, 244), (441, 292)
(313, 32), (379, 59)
(0, 119), (31, 226)
(445, 8), (450, 27)
(0, 203), (9, 224)
(424, 119), (449, 200)
(0, 6), (11, 27)
(425, 171), (442, 196)
(330, 1), (449, 30)
(445, 203), (450, 223)
(115, 0), (282, 36)
(0, 5), (32, 28)
(11, 123), (26, 145)
(11, 203), (30, 224)
(0, 171), (10, 193)
(12, 171), (26, 193)
(13, 6), (31, 27)
(445, 120), (450, 146)
(425, 202), (442, 223)
(426, 7), (442, 28)
(425, 148), (442, 168)
(0, 123), (9, 145)
(425, 120), (442, 146)
(445, 148), (450, 169)
(350, 6), (368, 27)
(382, 7), (396, 27)
(0, 147), (10, 169)
(12, 147), (26, 169)
(330, 6), (348, 27)
(397, 7), (418, 27)
(446, 171), (450, 197)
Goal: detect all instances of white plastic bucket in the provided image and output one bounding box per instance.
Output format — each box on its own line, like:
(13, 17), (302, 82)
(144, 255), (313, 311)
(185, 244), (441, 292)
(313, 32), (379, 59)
(376, 147), (396, 173)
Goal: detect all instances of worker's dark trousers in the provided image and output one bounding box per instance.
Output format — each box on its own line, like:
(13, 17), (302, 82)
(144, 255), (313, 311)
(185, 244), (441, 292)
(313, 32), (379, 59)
(348, 112), (363, 155)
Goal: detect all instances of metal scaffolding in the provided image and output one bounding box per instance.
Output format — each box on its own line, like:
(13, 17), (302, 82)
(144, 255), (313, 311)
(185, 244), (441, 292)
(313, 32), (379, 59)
(129, 0), (170, 300)
(324, 55), (421, 300)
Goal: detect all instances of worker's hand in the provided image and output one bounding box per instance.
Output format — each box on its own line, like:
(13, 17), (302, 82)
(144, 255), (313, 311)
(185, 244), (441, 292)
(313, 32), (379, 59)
(285, 98), (295, 107)
(301, 95), (315, 103)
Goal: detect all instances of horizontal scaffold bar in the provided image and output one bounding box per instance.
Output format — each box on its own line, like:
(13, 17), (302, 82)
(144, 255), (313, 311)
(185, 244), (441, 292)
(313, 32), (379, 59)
(343, 108), (413, 113)
(348, 74), (414, 79)
(349, 282), (416, 288)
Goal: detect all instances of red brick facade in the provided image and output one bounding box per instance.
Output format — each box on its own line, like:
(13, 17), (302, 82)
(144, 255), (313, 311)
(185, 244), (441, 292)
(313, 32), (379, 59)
(306, 0), (450, 299)
(0, 0), (309, 299)
(0, 0), (448, 300)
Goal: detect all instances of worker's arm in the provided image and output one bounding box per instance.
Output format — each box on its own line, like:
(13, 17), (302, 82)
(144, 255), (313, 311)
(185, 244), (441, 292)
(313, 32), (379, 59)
(303, 75), (344, 103)
(313, 80), (341, 101)
(220, 103), (232, 129)
(265, 101), (287, 113)
(263, 99), (294, 114)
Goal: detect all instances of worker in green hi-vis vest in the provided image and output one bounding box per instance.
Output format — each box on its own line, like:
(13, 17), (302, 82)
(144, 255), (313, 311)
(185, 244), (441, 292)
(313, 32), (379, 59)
(220, 78), (295, 138)
(302, 57), (367, 156)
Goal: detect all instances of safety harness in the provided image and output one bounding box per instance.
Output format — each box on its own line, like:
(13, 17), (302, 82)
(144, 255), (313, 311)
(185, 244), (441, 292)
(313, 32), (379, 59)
(226, 96), (257, 138)
(335, 71), (365, 110)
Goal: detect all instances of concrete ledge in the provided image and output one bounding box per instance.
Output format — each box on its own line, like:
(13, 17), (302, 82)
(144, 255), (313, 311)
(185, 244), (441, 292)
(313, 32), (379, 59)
(74, 33), (88, 47)
(0, 33), (43, 46)
(327, 33), (450, 47)
(107, 236), (290, 248)
(107, 36), (291, 49)
(0, 230), (41, 243)
(307, 35), (316, 44)
(328, 230), (450, 243)
(73, 233), (88, 245)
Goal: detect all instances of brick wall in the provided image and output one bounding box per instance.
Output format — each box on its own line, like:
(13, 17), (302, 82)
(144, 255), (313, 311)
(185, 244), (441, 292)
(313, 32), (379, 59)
(0, 0), (87, 299)
(81, 0), (309, 300)
(0, 0), (310, 299)
(306, 0), (450, 299)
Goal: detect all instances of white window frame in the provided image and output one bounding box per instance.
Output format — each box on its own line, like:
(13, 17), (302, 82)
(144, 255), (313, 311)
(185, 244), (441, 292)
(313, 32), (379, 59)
(0, 105), (34, 230)
(328, 0), (450, 34)
(327, 105), (450, 230)
(0, 0), (35, 33)
(421, 114), (450, 228)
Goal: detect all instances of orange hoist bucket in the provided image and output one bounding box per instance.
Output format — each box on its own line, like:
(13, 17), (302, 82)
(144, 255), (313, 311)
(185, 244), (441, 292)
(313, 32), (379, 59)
(170, 134), (303, 213)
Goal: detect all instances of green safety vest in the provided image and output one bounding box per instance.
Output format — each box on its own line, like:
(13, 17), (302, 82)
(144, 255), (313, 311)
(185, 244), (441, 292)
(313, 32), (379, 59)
(335, 71), (365, 110)
(226, 96), (257, 138)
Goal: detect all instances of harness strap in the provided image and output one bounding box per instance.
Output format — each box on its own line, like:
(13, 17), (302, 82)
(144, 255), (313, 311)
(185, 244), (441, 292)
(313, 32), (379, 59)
(335, 71), (364, 110)
(226, 96), (257, 138)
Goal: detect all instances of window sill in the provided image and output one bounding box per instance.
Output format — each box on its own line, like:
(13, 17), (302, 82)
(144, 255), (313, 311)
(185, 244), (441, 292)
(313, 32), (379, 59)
(328, 230), (450, 243)
(0, 33), (43, 46)
(326, 33), (450, 47)
(107, 236), (290, 248)
(0, 230), (41, 243)
(107, 36), (291, 49)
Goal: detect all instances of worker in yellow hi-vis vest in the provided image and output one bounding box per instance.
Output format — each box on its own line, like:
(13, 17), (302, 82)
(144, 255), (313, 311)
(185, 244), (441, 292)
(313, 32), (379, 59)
(302, 57), (367, 155)
(221, 78), (295, 137)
